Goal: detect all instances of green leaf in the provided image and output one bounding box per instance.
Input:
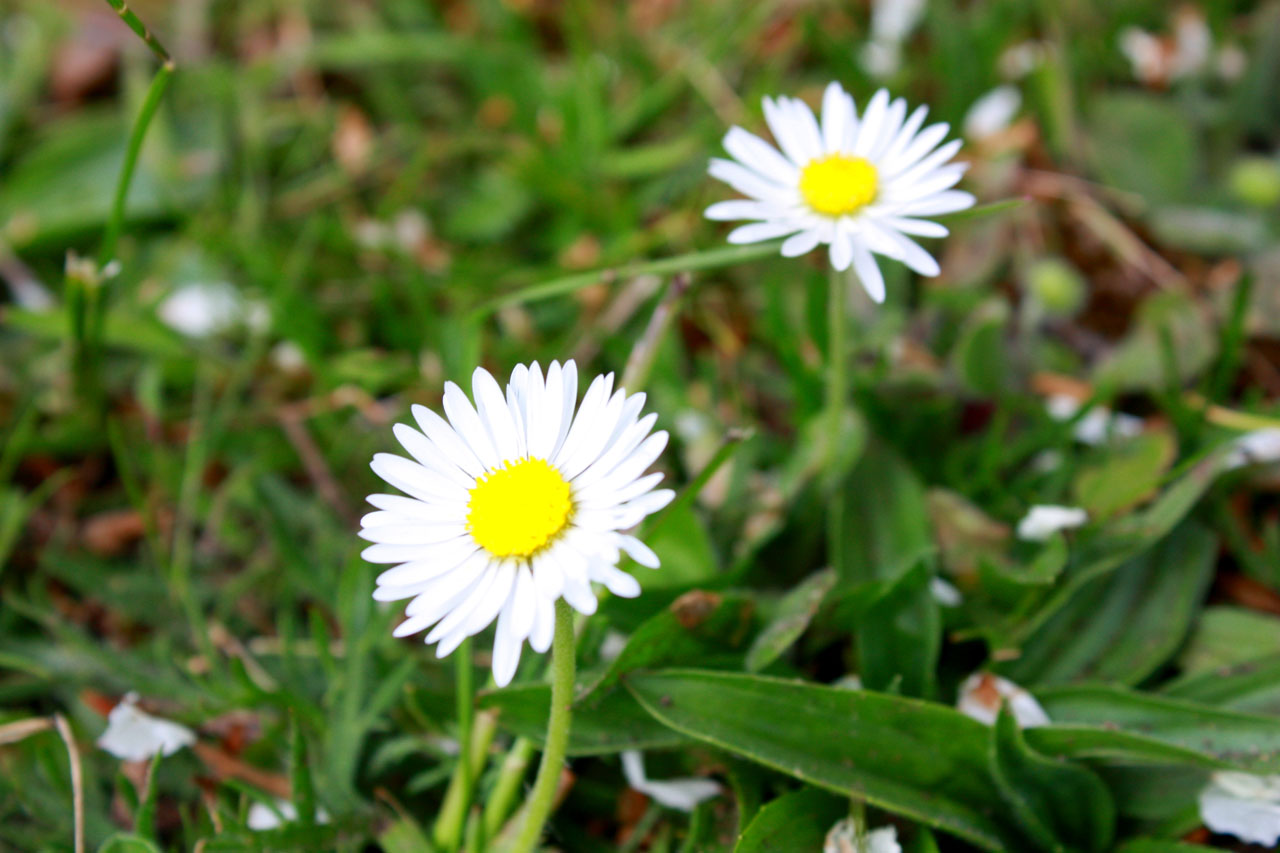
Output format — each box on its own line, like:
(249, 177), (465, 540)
(1087, 94), (1198, 205)
(479, 681), (686, 756)
(290, 713), (317, 827)
(1163, 654), (1280, 715)
(1176, 607), (1280, 674)
(745, 569), (837, 672)
(644, 502), (719, 588)
(855, 560), (941, 698)
(950, 300), (1012, 396)
(733, 788), (846, 853)
(1073, 431), (1177, 519)
(1002, 522), (1216, 686)
(1034, 684), (1280, 772)
(584, 591), (755, 700)
(97, 835), (162, 853)
(988, 708), (1115, 852)
(625, 669), (1024, 851)
(1115, 842), (1221, 853)
(834, 442), (933, 585)
(1094, 292), (1217, 392)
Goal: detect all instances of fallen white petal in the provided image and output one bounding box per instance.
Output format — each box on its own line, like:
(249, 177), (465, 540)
(1199, 772), (1280, 847)
(825, 819), (902, 853)
(621, 750), (721, 812)
(957, 672), (1050, 728)
(247, 799), (331, 831)
(1016, 505), (1088, 542)
(96, 693), (196, 762)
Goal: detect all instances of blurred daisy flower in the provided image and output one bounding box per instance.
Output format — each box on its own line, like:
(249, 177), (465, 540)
(360, 361), (673, 686)
(825, 819), (901, 853)
(97, 693), (195, 762)
(706, 82), (974, 302)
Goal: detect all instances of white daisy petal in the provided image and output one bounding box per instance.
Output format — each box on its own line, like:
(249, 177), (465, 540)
(529, 593), (555, 653)
(708, 158), (795, 203)
(780, 228), (823, 258)
(853, 89), (891, 156)
(412, 405), (486, 478)
(727, 221), (802, 244)
(443, 382), (501, 470)
(829, 226), (854, 271)
(491, 594), (524, 688)
(97, 694), (196, 762)
(616, 534), (661, 568)
(472, 367), (521, 462)
(850, 241), (887, 303)
(723, 126), (800, 184)
(704, 199), (779, 222)
(821, 82), (852, 153)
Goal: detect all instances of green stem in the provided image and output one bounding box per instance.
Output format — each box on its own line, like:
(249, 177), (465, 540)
(98, 64), (172, 269)
(483, 738), (536, 839)
(434, 638), (475, 852)
(825, 267), (848, 574)
(620, 273), (689, 394)
(102, 0), (173, 66)
(472, 241), (781, 318)
(510, 599), (576, 853)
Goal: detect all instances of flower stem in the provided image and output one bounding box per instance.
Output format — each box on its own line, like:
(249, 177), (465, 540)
(434, 638), (475, 852)
(510, 599), (575, 853)
(483, 737), (536, 839)
(826, 267), (848, 573)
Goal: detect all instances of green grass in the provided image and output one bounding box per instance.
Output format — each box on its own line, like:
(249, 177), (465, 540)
(2, 0), (1280, 850)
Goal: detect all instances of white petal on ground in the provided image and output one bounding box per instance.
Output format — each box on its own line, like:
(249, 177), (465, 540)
(158, 281), (267, 338)
(1199, 772), (1280, 847)
(1045, 394), (1143, 445)
(362, 360), (668, 687)
(705, 81), (972, 301)
(824, 819), (902, 853)
(1016, 505), (1088, 542)
(957, 672), (1050, 728)
(246, 799), (331, 831)
(963, 85), (1022, 140)
(96, 693), (196, 762)
(929, 577), (963, 607)
(1225, 428), (1280, 470)
(620, 750), (721, 812)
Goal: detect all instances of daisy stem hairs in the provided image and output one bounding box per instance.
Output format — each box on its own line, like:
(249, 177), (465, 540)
(509, 598), (575, 853)
(826, 265), (851, 567)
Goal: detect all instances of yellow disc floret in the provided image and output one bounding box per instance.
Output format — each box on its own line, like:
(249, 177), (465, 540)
(799, 154), (879, 217)
(467, 458), (573, 559)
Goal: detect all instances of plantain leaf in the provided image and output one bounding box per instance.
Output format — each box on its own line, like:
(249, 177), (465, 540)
(745, 569), (837, 673)
(733, 787), (846, 853)
(989, 708), (1115, 852)
(625, 668), (1026, 851)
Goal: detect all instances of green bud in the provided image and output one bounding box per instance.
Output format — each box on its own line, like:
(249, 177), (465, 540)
(1026, 257), (1086, 317)
(1228, 157), (1280, 209)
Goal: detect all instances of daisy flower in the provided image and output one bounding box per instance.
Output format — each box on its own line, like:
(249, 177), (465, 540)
(705, 82), (975, 302)
(359, 361), (673, 687)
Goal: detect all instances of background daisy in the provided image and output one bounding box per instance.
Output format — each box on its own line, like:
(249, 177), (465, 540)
(359, 361), (673, 686)
(706, 82), (975, 302)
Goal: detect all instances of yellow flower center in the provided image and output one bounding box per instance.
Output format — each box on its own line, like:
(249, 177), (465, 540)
(467, 458), (573, 559)
(798, 154), (879, 217)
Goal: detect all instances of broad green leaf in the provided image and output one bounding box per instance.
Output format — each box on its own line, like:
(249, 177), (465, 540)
(733, 788), (846, 853)
(1093, 292), (1217, 392)
(1002, 522), (1216, 686)
(582, 590), (755, 699)
(1163, 654), (1280, 715)
(1176, 607), (1280, 673)
(1073, 431), (1176, 519)
(745, 569), (837, 672)
(645, 502), (719, 588)
(834, 441), (933, 585)
(950, 300), (1012, 396)
(625, 669), (1025, 851)
(1035, 684), (1280, 772)
(1087, 94), (1197, 205)
(855, 561), (940, 698)
(989, 708), (1115, 852)
(478, 681), (685, 755)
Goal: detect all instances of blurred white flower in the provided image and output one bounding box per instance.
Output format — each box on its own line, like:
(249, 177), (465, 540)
(599, 629), (629, 663)
(1225, 428), (1280, 470)
(825, 819), (901, 853)
(957, 673), (1050, 728)
(270, 341), (308, 374)
(1198, 772), (1280, 847)
(1016, 505), (1088, 542)
(97, 693), (195, 762)
(158, 282), (269, 338)
(1119, 7), (1215, 87)
(963, 86), (1022, 141)
(1046, 395), (1143, 446)
(998, 41), (1046, 80)
(247, 799), (331, 831)
(859, 0), (926, 78)
(930, 576), (963, 607)
(621, 750), (721, 811)
(706, 82), (974, 302)
(360, 361), (673, 687)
